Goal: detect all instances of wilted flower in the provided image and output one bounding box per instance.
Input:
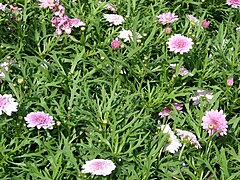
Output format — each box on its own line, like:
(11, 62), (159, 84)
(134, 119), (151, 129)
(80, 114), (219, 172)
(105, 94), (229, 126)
(202, 110), (228, 136)
(176, 129), (201, 149)
(226, 0), (240, 8)
(159, 106), (171, 118)
(173, 103), (183, 111)
(118, 29), (142, 42)
(0, 62), (9, 78)
(191, 90), (213, 106)
(0, 94), (18, 116)
(111, 38), (122, 49)
(167, 34), (194, 54)
(104, 3), (116, 13)
(52, 4), (65, 17)
(9, 5), (22, 13)
(160, 125), (182, 154)
(227, 77), (234, 86)
(186, 14), (199, 25)
(202, 19), (210, 28)
(170, 64), (193, 76)
(24, 111), (55, 129)
(157, 12), (178, 25)
(82, 159), (116, 176)
(39, 0), (58, 9)
(103, 14), (125, 25)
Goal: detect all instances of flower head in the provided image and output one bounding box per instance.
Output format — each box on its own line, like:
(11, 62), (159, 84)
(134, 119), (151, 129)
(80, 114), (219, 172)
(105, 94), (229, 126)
(103, 14), (125, 25)
(39, 0), (58, 9)
(202, 19), (210, 28)
(236, 26), (240, 32)
(160, 125), (182, 153)
(173, 103), (183, 111)
(226, 0), (240, 8)
(227, 77), (234, 86)
(0, 94), (18, 116)
(186, 14), (199, 26)
(111, 38), (122, 49)
(118, 29), (142, 42)
(202, 110), (228, 136)
(165, 27), (172, 34)
(0, 62), (9, 78)
(104, 3), (116, 13)
(191, 90), (213, 106)
(176, 129), (201, 149)
(82, 159), (116, 176)
(157, 12), (178, 25)
(159, 106), (171, 118)
(24, 111), (55, 129)
(0, 3), (7, 11)
(167, 34), (193, 54)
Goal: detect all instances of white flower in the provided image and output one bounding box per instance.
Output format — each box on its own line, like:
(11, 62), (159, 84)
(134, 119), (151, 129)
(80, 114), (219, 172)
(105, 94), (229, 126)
(191, 90), (213, 106)
(118, 29), (142, 42)
(103, 14), (125, 25)
(176, 129), (201, 149)
(161, 125), (182, 154)
(186, 14), (199, 25)
(0, 94), (18, 116)
(0, 62), (9, 78)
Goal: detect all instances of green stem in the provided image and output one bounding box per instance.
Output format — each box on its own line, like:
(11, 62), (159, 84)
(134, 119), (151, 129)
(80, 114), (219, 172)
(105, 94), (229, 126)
(178, 143), (186, 161)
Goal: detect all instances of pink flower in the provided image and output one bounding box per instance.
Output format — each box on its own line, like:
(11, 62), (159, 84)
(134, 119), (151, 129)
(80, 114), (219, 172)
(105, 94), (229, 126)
(165, 27), (172, 34)
(173, 103), (183, 111)
(167, 34), (194, 54)
(227, 77), (234, 86)
(9, 5), (22, 13)
(111, 38), (122, 49)
(157, 12), (178, 25)
(0, 94), (18, 116)
(24, 111), (55, 129)
(226, 0), (240, 8)
(176, 129), (201, 149)
(159, 107), (171, 118)
(0, 3), (7, 11)
(104, 3), (116, 13)
(103, 14), (125, 25)
(0, 62), (9, 78)
(69, 18), (86, 27)
(202, 110), (228, 136)
(52, 5), (65, 17)
(39, 0), (58, 9)
(202, 20), (210, 28)
(82, 159), (116, 176)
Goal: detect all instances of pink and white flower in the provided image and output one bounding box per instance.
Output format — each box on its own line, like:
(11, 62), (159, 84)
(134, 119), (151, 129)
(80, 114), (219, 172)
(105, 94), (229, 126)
(39, 0), (58, 9)
(176, 129), (201, 149)
(0, 94), (18, 116)
(157, 12), (178, 25)
(111, 38), (122, 49)
(227, 77), (234, 86)
(104, 3), (116, 13)
(202, 110), (228, 136)
(0, 3), (7, 11)
(82, 159), (116, 176)
(159, 106), (171, 118)
(226, 0), (240, 8)
(24, 111), (55, 129)
(167, 34), (193, 54)
(103, 14), (125, 25)
(0, 62), (9, 78)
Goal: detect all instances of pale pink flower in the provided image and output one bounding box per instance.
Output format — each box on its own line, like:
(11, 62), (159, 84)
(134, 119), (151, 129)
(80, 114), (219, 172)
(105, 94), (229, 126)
(159, 106), (171, 118)
(165, 27), (172, 34)
(39, 0), (58, 9)
(202, 19), (210, 28)
(9, 5), (22, 13)
(52, 5), (65, 17)
(0, 94), (18, 116)
(202, 110), (228, 136)
(186, 14), (199, 25)
(69, 18), (86, 27)
(227, 77), (234, 86)
(24, 111), (55, 129)
(157, 12), (178, 25)
(118, 29), (142, 42)
(176, 129), (201, 149)
(0, 62), (9, 78)
(0, 3), (7, 11)
(104, 3), (116, 13)
(173, 103), (183, 111)
(82, 159), (116, 176)
(226, 0), (240, 8)
(103, 14), (125, 25)
(167, 34), (194, 54)
(111, 38), (122, 49)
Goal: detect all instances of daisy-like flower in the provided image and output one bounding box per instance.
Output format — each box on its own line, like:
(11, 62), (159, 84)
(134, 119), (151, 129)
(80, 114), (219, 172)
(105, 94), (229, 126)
(176, 129), (201, 149)
(0, 3), (7, 11)
(0, 94), (18, 116)
(202, 110), (228, 136)
(0, 62), (9, 78)
(82, 159), (116, 176)
(118, 29), (142, 42)
(103, 14), (125, 25)
(226, 0), (240, 8)
(191, 90), (213, 106)
(186, 14), (199, 26)
(24, 111), (55, 129)
(161, 125), (182, 154)
(157, 12), (178, 25)
(167, 34), (194, 54)
(104, 3), (116, 13)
